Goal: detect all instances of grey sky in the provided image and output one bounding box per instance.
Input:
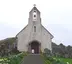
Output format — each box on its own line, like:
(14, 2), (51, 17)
(0, 0), (72, 46)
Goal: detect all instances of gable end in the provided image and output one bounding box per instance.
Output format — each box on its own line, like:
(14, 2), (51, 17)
(41, 25), (54, 39)
(16, 25), (28, 37)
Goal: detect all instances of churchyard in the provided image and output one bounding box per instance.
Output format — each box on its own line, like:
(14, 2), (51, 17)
(0, 38), (72, 64)
(0, 6), (72, 64)
(0, 49), (72, 64)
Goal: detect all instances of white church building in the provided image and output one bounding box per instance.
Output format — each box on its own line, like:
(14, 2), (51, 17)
(16, 5), (54, 54)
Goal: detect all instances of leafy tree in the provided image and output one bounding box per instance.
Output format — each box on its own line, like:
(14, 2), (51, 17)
(52, 42), (72, 58)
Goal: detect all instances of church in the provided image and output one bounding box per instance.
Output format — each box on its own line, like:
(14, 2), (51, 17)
(16, 5), (54, 54)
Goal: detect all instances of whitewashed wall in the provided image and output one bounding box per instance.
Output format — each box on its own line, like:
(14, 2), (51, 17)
(16, 6), (53, 53)
(16, 24), (53, 52)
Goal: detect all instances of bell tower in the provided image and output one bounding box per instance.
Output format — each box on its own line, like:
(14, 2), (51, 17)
(28, 4), (41, 25)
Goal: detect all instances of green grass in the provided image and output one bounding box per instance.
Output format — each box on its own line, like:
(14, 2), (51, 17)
(41, 53), (72, 64)
(54, 57), (72, 64)
(41, 54), (51, 64)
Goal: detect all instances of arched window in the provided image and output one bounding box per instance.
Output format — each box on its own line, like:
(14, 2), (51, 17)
(34, 26), (36, 32)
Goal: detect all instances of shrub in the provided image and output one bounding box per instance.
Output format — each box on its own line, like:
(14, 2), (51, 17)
(43, 48), (52, 59)
(0, 52), (27, 64)
(44, 48), (51, 54)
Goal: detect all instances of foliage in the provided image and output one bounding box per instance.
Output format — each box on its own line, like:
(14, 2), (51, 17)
(52, 42), (72, 58)
(42, 48), (67, 64)
(0, 37), (20, 57)
(43, 48), (52, 58)
(0, 52), (27, 64)
(54, 57), (72, 64)
(41, 53), (51, 64)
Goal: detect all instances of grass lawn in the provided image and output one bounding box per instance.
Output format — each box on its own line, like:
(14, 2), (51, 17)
(55, 57), (72, 64)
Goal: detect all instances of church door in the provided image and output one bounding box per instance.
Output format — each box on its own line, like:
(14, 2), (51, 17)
(31, 41), (40, 54)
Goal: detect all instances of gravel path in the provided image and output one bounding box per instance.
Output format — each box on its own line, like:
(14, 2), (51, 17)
(21, 54), (44, 64)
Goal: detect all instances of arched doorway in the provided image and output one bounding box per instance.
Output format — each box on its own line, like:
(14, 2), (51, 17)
(29, 41), (40, 54)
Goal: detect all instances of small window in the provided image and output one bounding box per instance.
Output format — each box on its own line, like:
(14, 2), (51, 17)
(34, 15), (36, 17)
(34, 26), (36, 32)
(34, 10), (36, 12)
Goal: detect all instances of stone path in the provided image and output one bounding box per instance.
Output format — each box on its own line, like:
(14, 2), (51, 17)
(21, 54), (44, 64)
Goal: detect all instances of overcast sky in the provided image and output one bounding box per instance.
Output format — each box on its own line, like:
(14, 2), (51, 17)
(0, 0), (72, 46)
